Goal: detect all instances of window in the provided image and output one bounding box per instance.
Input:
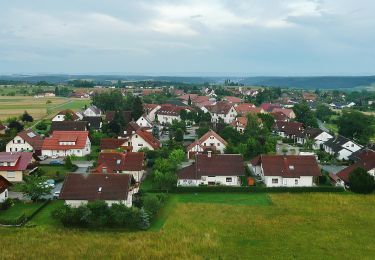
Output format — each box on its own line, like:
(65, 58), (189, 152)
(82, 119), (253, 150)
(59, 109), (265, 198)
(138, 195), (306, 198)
(138, 144), (143, 147)
(295, 179), (299, 185)
(217, 143), (220, 146)
(7, 171), (15, 178)
(226, 177), (232, 182)
(272, 178), (278, 184)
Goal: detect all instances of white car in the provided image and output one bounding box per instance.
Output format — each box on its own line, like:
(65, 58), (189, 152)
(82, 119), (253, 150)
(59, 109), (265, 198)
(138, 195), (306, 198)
(53, 191), (60, 199)
(51, 154), (59, 159)
(38, 155), (48, 161)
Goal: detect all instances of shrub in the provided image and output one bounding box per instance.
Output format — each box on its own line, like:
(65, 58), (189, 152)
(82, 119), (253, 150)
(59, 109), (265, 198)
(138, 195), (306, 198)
(0, 198), (14, 210)
(172, 186), (345, 193)
(349, 167), (375, 194)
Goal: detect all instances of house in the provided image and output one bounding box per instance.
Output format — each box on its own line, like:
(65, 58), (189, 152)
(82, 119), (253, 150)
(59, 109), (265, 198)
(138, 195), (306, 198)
(224, 96), (242, 104)
(177, 153), (245, 186)
(335, 151), (375, 186)
(230, 117), (248, 133)
(42, 131), (91, 157)
(296, 128), (333, 149)
(177, 94), (198, 105)
(234, 103), (259, 116)
(83, 105), (102, 117)
(0, 152), (33, 182)
(323, 135), (362, 160)
(50, 121), (88, 132)
(100, 138), (129, 152)
(105, 111), (132, 125)
(274, 121), (304, 140)
(187, 130), (227, 159)
(94, 152), (145, 182)
(251, 155), (321, 187)
(136, 115), (153, 128)
(271, 108), (295, 119)
(52, 109), (80, 122)
(0, 123), (6, 135)
(128, 129), (160, 152)
(302, 92), (317, 102)
(59, 173), (136, 207)
(144, 104), (161, 122)
(82, 116), (102, 130)
(6, 130), (43, 155)
(203, 101), (237, 124)
(155, 104), (190, 124)
(271, 111), (288, 122)
(0, 175), (11, 202)
(260, 103), (281, 112)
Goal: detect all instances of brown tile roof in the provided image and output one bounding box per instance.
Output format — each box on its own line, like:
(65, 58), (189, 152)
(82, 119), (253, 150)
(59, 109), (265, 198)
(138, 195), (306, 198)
(187, 130), (228, 151)
(234, 103), (259, 115)
(224, 96), (242, 104)
(17, 130), (44, 150)
(42, 131), (89, 151)
(50, 121), (88, 132)
(271, 108), (294, 118)
(0, 123), (5, 131)
(100, 138), (127, 150)
(0, 152), (33, 171)
(337, 151), (375, 183)
(252, 155), (321, 178)
(0, 175), (12, 193)
(260, 103), (281, 112)
(230, 117), (248, 128)
(178, 154), (245, 179)
(205, 101), (233, 114)
(56, 109), (79, 121)
(271, 111), (288, 121)
(275, 121), (304, 136)
(178, 94), (198, 101)
(82, 116), (102, 130)
(59, 173), (133, 201)
(135, 129), (160, 149)
(96, 152), (144, 172)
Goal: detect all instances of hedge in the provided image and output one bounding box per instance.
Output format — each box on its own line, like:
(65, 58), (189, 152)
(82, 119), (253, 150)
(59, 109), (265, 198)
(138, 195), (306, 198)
(170, 186), (345, 193)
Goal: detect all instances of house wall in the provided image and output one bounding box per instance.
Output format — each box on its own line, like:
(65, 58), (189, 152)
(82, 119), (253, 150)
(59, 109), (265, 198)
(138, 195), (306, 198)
(210, 107), (237, 124)
(145, 106), (161, 122)
(178, 176), (241, 186)
(0, 170), (23, 182)
(314, 132), (333, 149)
(42, 138), (91, 157)
(52, 114), (65, 121)
(65, 198), (132, 208)
(0, 189), (8, 203)
(263, 176), (314, 187)
(122, 170), (145, 182)
(136, 117), (152, 128)
(200, 135), (226, 154)
(130, 135), (155, 152)
(6, 136), (33, 152)
(158, 115), (180, 124)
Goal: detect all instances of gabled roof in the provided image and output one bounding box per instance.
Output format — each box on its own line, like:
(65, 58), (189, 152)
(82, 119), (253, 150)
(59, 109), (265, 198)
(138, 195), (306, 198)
(59, 173), (133, 201)
(275, 121), (304, 136)
(135, 129), (160, 149)
(0, 152), (33, 171)
(303, 127), (324, 139)
(42, 131), (89, 151)
(336, 151), (375, 183)
(50, 121), (88, 132)
(16, 129), (44, 150)
(100, 138), (128, 150)
(234, 103), (256, 115)
(260, 103), (281, 112)
(144, 103), (160, 111)
(0, 175), (12, 193)
(323, 135), (359, 152)
(271, 108), (294, 118)
(271, 111), (288, 121)
(252, 155), (321, 178)
(105, 111), (132, 124)
(224, 96), (242, 104)
(205, 101), (233, 115)
(82, 116), (102, 129)
(96, 152), (144, 172)
(230, 117), (248, 128)
(55, 109), (79, 121)
(85, 105), (101, 115)
(187, 130), (228, 151)
(177, 154), (245, 179)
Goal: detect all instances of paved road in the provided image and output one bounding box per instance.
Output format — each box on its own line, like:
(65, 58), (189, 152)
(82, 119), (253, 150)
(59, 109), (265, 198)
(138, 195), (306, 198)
(317, 119), (330, 132)
(320, 164), (346, 174)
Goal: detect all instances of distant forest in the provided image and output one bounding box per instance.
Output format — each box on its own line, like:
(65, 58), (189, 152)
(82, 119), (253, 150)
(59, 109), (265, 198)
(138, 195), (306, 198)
(0, 74), (374, 89)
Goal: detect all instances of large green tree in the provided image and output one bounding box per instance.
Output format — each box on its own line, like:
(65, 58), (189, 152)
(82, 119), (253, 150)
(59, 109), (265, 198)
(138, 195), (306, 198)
(292, 102), (318, 128)
(349, 167), (375, 194)
(132, 96), (144, 120)
(337, 110), (375, 144)
(22, 175), (53, 202)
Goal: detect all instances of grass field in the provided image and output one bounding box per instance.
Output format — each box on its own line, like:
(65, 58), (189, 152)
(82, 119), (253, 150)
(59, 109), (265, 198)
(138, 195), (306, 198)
(0, 193), (375, 259)
(0, 201), (44, 221)
(0, 96), (91, 121)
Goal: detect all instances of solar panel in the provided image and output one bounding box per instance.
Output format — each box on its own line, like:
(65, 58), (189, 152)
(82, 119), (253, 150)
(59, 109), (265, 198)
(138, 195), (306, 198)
(27, 132), (36, 138)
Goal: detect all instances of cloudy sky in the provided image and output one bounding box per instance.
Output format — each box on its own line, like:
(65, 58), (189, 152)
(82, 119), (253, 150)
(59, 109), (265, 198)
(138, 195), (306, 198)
(0, 0), (374, 76)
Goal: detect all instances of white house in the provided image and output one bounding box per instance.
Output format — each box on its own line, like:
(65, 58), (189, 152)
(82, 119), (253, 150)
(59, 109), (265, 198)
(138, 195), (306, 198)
(296, 128), (333, 149)
(83, 105), (102, 117)
(136, 115), (153, 128)
(323, 135), (362, 160)
(59, 173), (136, 207)
(52, 109), (80, 122)
(128, 129), (160, 152)
(41, 131), (91, 157)
(155, 104), (190, 124)
(0, 175), (12, 202)
(177, 153), (245, 186)
(6, 130), (43, 154)
(251, 155), (321, 187)
(203, 101), (237, 124)
(186, 130), (227, 159)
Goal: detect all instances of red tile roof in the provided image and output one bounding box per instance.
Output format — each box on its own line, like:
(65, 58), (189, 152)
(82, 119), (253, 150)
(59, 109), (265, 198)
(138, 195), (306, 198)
(178, 94), (198, 101)
(231, 117), (248, 128)
(17, 130), (44, 150)
(0, 175), (12, 193)
(252, 155), (321, 178)
(205, 101), (233, 114)
(59, 173), (133, 201)
(144, 104), (159, 111)
(0, 123), (5, 131)
(178, 154), (245, 179)
(100, 138), (127, 150)
(224, 96), (242, 104)
(337, 151), (375, 183)
(260, 103), (281, 112)
(0, 152), (33, 171)
(271, 108), (295, 118)
(135, 129), (160, 149)
(234, 103), (258, 115)
(187, 130), (228, 151)
(42, 131), (89, 151)
(96, 152), (144, 172)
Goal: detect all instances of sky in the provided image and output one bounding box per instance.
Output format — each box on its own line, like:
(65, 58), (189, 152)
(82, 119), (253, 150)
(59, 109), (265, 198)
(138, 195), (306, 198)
(0, 0), (374, 76)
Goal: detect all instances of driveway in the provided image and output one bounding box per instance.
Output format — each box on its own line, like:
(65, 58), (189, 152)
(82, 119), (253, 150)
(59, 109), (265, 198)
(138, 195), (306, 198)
(276, 143), (300, 155)
(39, 158), (64, 165)
(72, 161), (93, 173)
(320, 164), (347, 174)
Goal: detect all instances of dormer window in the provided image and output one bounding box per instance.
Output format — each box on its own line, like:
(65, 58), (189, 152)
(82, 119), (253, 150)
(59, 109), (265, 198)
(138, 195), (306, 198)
(289, 165), (294, 170)
(116, 159), (121, 165)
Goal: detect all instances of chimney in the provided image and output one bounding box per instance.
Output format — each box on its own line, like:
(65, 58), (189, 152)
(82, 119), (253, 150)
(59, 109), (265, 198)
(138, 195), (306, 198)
(208, 151), (212, 158)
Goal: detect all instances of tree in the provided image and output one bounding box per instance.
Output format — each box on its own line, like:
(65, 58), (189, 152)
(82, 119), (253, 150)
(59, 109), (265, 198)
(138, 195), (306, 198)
(337, 110), (375, 144)
(21, 111), (33, 122)
(8, 120), (24, 132)
(188, 95), (192, 106)
(258, 113), (275, 132)
(292, 102), (318, 128)
(132, 96), (144, 120)
(349, 167), (375, 194)
(153, 169), (177, 190)
(64, 112), (74, 121)
(196, 125), (210, 138)
(316, 104), (334, 122)
(21, 175), (53, 202)
(168, 149), (185, 166)
(64, 156), (74, 170)
(174, 128), (184, 142)
(138, 208), (150, 230)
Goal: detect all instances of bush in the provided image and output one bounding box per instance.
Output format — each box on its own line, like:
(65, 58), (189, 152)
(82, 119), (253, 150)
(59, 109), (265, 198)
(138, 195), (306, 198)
(349, 167), (375, 194)
(0, 198), (14, 210)
(171, 186), (345, 193)
(142, 193), (167, 218)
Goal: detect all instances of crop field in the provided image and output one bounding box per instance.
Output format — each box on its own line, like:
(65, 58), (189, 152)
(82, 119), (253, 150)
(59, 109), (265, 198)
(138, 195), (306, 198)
(0, 96), (90, 121)
(0, 193), (375, 259)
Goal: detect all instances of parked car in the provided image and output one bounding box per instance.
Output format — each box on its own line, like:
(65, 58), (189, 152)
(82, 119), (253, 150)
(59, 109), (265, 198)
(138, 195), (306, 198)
(53, 191), (60, 199)
(38, 155), (48, 161)
(45, 179), (55, 188)
(51, 154), (59, 159)
(49, 160), (63, 165)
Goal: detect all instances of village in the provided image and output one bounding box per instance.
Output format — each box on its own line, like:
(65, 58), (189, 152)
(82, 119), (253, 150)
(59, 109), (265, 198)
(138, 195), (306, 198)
(0, 83), (374, 231)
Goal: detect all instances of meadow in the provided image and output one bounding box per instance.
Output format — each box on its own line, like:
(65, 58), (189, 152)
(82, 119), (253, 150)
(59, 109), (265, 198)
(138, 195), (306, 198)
(0, 96), (90, 121)
(0, 193), (374, 259)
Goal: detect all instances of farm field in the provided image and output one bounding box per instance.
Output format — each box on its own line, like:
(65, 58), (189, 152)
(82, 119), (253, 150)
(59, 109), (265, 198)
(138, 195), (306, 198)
(0, 193), (375, 259)
(0, 96), (90, 121)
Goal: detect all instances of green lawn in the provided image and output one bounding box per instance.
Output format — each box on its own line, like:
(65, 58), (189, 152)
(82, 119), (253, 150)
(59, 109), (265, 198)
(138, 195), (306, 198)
(28, 200), (64, 227)
(176, 193), (271, 206)
(38, 165), (69, 181)
(0, 201), (44, 221)
(1, 193), (375, 259)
